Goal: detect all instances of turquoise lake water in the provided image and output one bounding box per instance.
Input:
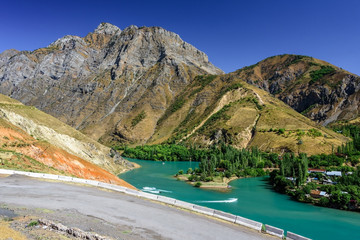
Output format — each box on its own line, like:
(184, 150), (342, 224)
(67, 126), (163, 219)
(120, 159), (360, 240)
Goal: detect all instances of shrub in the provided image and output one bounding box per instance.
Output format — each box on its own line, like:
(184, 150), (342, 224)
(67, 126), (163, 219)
(171, 97), (186, 112)
(278, 128), (285, 134)
(224, 171), (232, 178)
(131, 110), (146, 127)
(27, 221), (38, 227)
(188, 175), (195, 181)
(309, 66), (336, 85)
(204, 177), (213, 182)
(308, 128), (322, 137)
(194, 182), (202, 187)
(318, 197), (330, 207)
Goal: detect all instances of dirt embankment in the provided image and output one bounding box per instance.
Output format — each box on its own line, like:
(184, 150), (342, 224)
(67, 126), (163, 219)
(0, 124), (135, 189)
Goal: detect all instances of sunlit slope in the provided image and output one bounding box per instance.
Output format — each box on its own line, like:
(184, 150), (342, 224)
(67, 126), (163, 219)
(0, 94), (135, 188)
(149, 74), (348, 155)
(235, 54), (360, 125)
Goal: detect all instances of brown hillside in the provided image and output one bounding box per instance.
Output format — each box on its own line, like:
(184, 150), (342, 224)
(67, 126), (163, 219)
(148, 73), (348, 155)
(0, 23), (222, 145)
(0, 119), (135, 189)
(236, 54), (360, 125)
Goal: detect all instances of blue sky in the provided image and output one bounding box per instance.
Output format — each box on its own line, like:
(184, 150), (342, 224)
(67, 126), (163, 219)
(1, 0), (359, 75)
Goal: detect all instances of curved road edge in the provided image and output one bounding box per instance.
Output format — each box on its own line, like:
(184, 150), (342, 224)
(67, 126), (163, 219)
(0, 169), (311, 240)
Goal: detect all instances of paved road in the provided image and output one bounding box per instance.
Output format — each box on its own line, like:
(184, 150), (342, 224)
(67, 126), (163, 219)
(0, 174), (273, 240)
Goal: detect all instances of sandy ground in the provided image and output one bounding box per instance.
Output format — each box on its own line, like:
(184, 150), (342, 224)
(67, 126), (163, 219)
(0, 174), (275, 240)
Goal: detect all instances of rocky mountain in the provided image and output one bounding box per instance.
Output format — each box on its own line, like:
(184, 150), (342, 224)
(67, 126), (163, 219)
(0, 24), (352, 155)
(148, 74), (348, 155)
(236, 54), (360, 125)
(0, 22), (223, 145)
(0, 94), (134, 188)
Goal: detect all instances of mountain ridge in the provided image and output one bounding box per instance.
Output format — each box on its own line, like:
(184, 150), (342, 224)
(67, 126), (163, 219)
(0, 24), (356, 155)
(237, 54), (360, 125)
(0, 23), (223, 145)
(148, 72), (348, 155)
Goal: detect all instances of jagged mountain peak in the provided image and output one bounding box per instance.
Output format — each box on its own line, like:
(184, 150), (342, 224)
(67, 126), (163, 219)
(94, 22), (121, 35)
(105, 24), (222, 75)
(0, 49), (20, 67)
(0, 25), (352, 155)
(0, 48), (19, 56)
(123, 24), (138, 31)
(48, 35), (85, 48)
(0, 23), (223, 145)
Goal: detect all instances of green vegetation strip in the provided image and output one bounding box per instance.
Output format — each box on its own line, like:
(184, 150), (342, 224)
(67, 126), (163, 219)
(131, 110), (146, 127)
(122, 123), (360, 211)
(309, 66), (336, 85)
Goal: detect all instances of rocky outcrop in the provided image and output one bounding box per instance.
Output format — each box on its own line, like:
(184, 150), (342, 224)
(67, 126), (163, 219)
(279, 75), (360, 124)
(238, 54), (360, 125)
(38, 219), (112, 240)
(0, 23), (223, 144)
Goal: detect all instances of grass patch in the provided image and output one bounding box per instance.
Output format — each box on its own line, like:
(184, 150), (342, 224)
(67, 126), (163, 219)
(301, 104), (317, 115)
(309, 66), (336, 85)
(219, 83), (243, 96)
(170, 98), (186, 113)
(199, 104), (232, 132)
(190, 75), (217, 96)
(27, 220), (38, 227)
(131, 110), (146, 127)
(285, 55), (311, 67)
(307, 128), (322, 137)
(194, 182), (202, 187)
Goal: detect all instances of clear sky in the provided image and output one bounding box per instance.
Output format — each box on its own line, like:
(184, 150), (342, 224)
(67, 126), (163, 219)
(1, 0), (359, 75)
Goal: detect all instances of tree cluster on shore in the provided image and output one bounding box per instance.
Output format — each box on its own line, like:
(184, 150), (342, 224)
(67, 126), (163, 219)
(270, 124), (360, 211)
(122, 143), (280, 178)
(121, 124), (360, 211)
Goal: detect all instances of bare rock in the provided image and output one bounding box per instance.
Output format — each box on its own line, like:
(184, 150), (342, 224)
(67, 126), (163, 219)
(0, 23), (223, 144)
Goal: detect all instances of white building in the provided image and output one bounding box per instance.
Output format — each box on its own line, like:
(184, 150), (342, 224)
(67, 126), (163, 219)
(326, 171), (342, 177)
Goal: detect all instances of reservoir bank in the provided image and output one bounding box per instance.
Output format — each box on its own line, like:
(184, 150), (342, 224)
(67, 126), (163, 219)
(120, 159), (360, 240)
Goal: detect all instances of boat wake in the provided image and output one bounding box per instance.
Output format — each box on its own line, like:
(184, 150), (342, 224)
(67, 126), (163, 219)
(142, 187), (172, 194)
(196, 198), (238, 203)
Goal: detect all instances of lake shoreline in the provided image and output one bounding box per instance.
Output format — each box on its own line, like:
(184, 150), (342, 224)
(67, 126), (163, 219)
(120, 159), (360, 240)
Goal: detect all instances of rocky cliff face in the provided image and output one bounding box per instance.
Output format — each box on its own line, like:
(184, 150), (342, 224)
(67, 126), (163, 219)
(235, 55), (360, 125)
(0, 23), (223, 144)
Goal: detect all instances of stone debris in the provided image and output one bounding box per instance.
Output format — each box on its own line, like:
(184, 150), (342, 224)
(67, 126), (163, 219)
(38, 218), (112, 240)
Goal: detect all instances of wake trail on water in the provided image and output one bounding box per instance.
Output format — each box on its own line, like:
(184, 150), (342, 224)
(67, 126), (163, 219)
(196, 198), (238, 203)
(142, 187), (172, 194)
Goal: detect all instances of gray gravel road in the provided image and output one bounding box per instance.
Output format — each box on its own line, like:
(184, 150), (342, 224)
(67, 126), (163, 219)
(0, 174), (274, 240)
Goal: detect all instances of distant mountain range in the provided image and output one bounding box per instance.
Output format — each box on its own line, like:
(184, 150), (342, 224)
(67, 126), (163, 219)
(1, 23), (358, 155)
